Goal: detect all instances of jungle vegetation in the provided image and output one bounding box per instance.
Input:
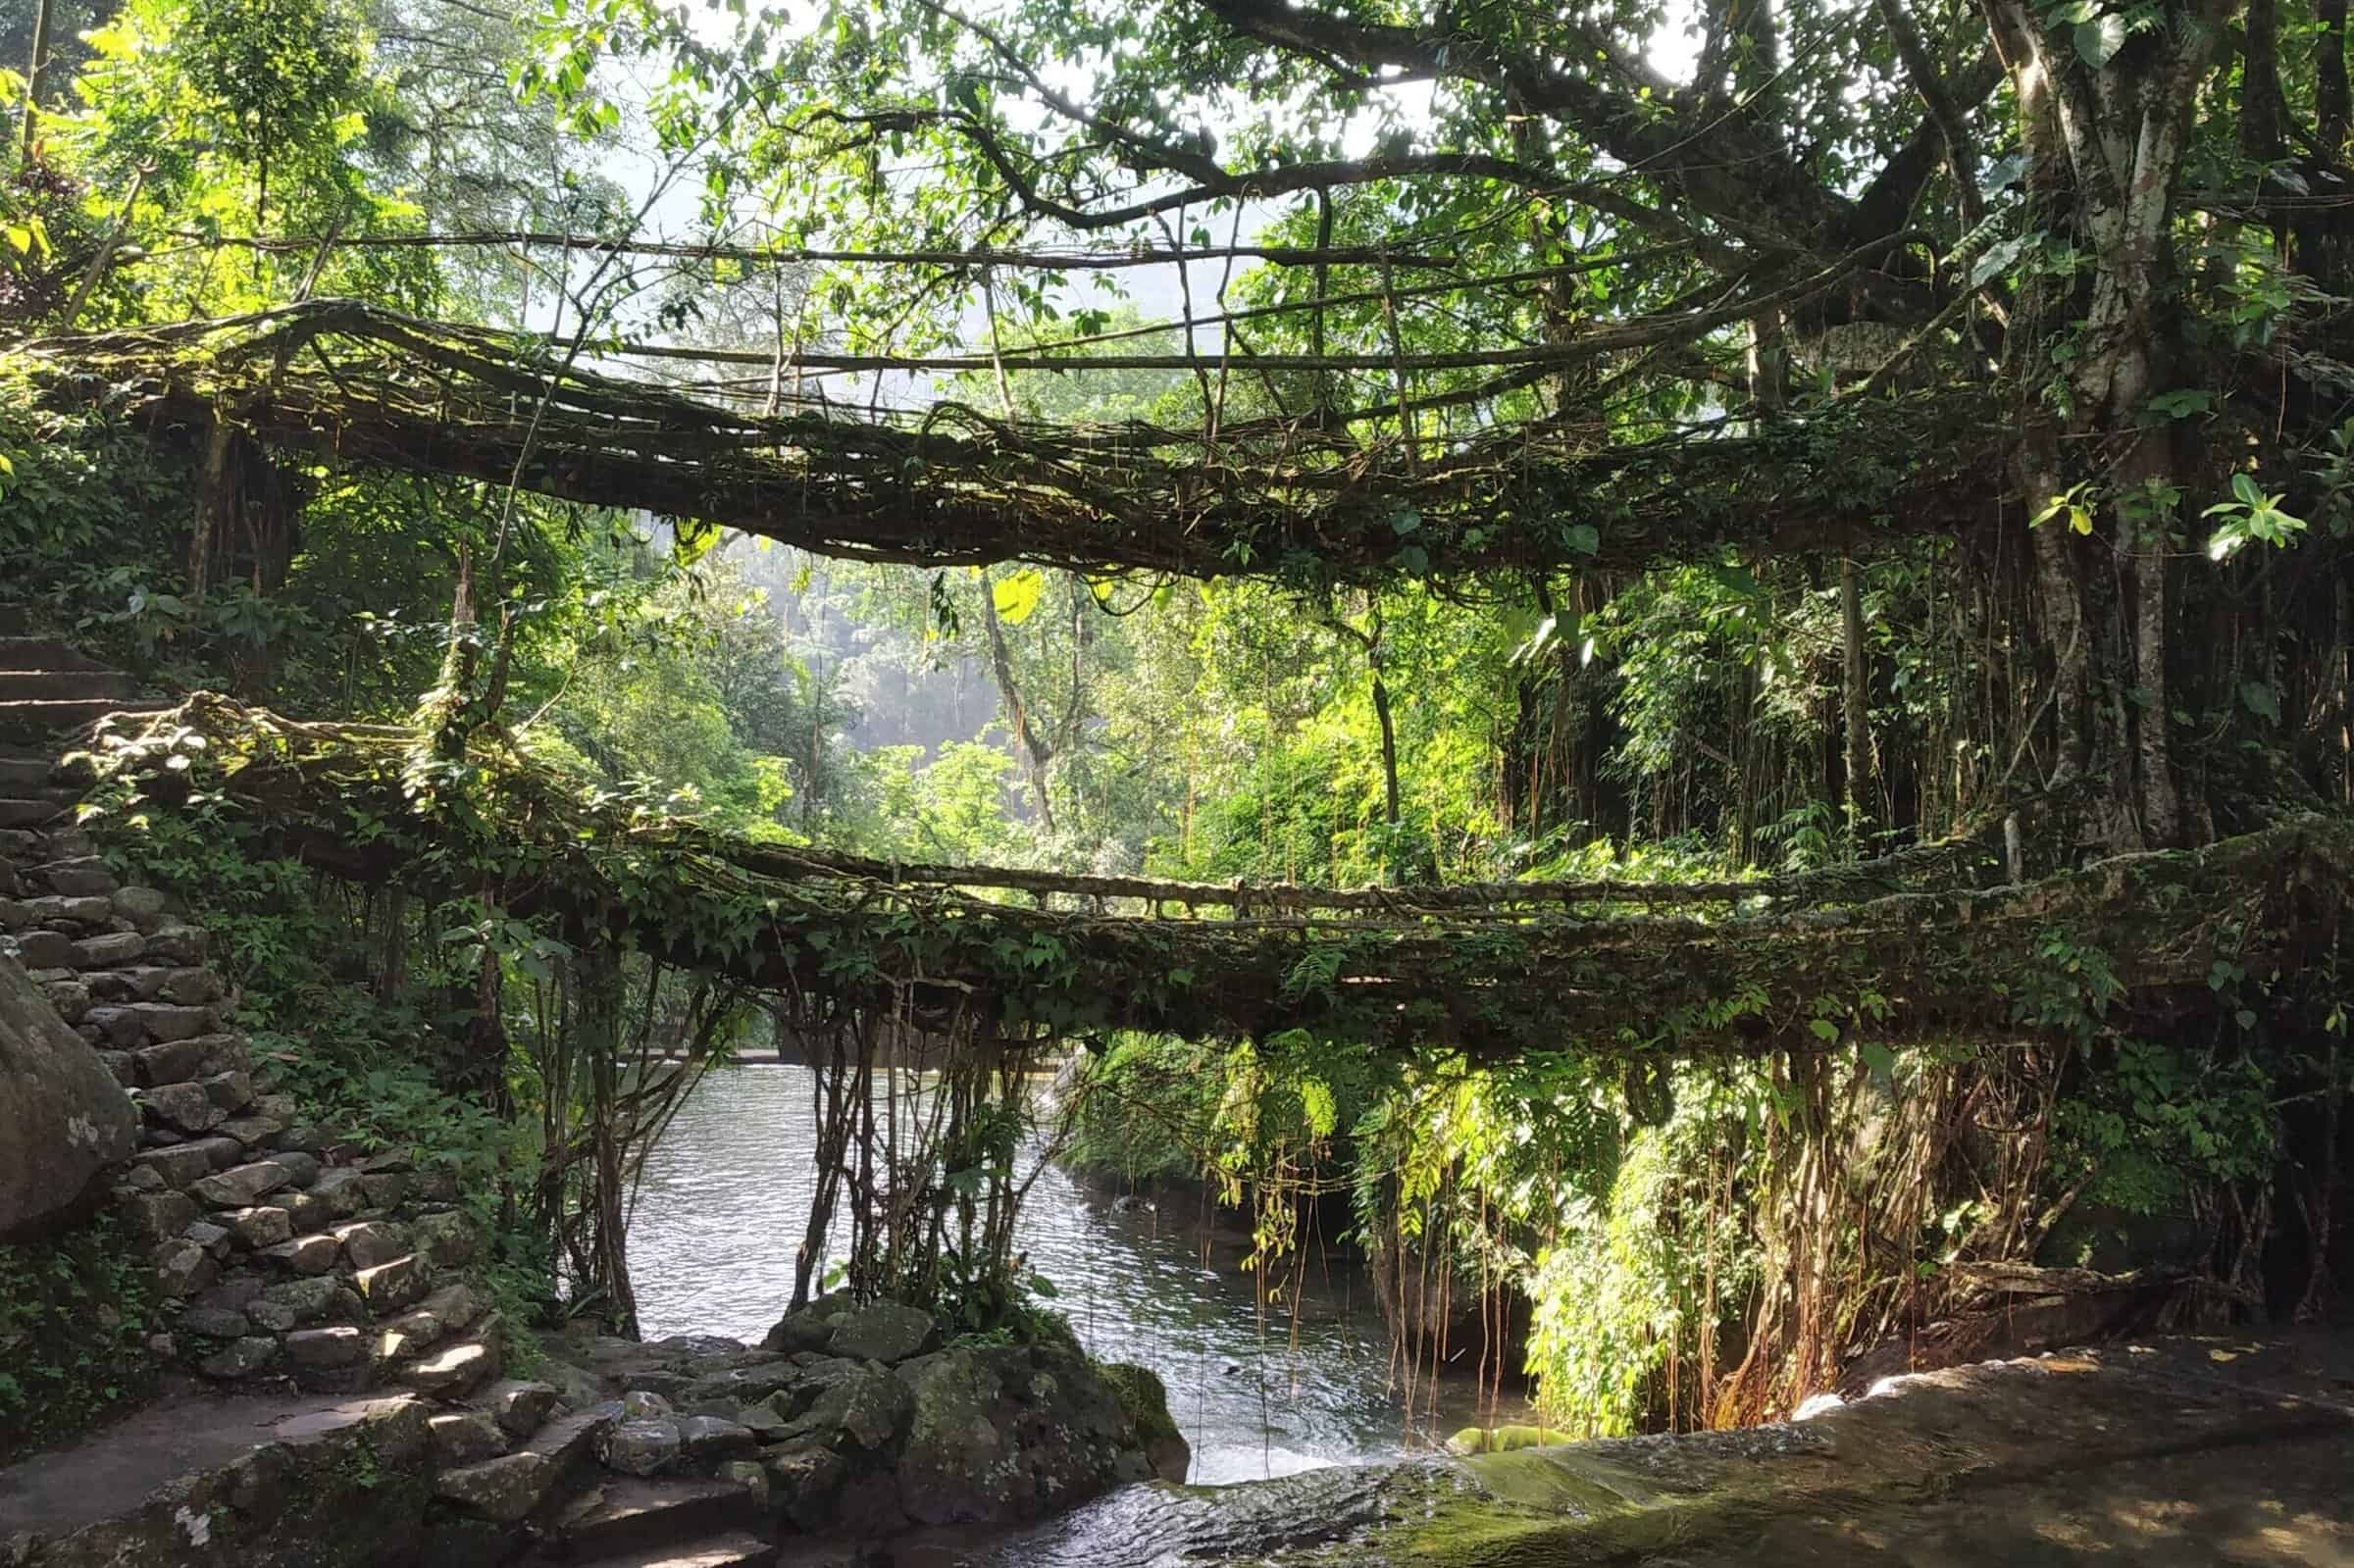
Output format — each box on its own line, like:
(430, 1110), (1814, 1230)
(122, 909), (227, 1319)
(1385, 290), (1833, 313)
(2, 0), (2351, 1443)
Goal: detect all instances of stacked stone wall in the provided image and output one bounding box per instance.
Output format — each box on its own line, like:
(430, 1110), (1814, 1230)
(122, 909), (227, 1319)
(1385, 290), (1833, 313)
(0, 810), (499, 1396)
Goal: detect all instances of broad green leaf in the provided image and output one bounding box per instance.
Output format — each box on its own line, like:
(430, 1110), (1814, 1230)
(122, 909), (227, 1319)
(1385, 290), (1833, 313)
(992, 568), (1045, 625)
(2074, 16), (2127, 68)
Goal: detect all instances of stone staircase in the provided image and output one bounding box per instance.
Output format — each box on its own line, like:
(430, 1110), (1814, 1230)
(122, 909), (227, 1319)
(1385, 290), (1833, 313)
(0, 615), (781, 1564)
(0, 802), (516, 1400)
(0, 608), (161, 758)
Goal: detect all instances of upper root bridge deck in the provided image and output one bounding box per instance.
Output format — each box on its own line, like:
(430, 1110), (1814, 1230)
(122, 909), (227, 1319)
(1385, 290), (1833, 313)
(23, 300), (2002, 582)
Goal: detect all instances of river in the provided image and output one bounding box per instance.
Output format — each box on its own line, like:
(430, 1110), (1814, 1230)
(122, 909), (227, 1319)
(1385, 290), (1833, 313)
(628, 1062), (1529, 1486)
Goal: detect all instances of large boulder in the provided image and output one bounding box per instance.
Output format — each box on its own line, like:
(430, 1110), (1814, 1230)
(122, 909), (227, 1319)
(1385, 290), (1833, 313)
(0, 949), (137, 1239)
(826, 1300), (936, 1364)
(762, 1290), (854, 1354)
(893, 1338), (1174, 1528)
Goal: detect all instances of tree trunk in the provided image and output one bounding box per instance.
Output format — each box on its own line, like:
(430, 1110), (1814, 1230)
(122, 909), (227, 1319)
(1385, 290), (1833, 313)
(2324, 0), (2351, 157)
(19, 0), (51, 163)
(977, 569), (1056, 831)
(1371, 664), (1401, 830)
(1985, 0), (2227, 846)
(1841, 557), (1871, 835)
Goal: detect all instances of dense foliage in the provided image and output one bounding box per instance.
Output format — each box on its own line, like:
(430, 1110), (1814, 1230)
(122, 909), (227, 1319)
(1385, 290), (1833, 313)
(3, 0), (2351, 1442)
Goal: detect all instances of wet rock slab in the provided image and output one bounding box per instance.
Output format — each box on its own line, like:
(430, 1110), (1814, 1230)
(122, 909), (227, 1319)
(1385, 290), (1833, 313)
(941, 1342), (2354, 1568)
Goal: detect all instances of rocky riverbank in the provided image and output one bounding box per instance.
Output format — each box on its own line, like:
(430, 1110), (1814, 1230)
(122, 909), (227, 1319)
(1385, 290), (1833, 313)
(539, 1294), (1189, 1540)
(1, 1293), (1186, 1568)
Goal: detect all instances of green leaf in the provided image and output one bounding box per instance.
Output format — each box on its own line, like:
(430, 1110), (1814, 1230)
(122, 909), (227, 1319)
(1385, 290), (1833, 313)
(2074, 15), (2127, 68)
(1970, 233), (2033, 289)
(1564, 523), (1601, 557)
(1388, 508), (1422, 536)
(2231, 472), (2265, 508)
(1858, 1041), (1897, 1080)
(2144, 389), (2213, 421)
(991, 568), (1045, 625)
(2239, 681), (2280, 725)
(1808, 1018), (1840, 1042)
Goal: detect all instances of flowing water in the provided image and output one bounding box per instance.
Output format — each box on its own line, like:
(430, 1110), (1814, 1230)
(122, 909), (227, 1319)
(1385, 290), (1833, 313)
(630, 1062), (1530, 1486)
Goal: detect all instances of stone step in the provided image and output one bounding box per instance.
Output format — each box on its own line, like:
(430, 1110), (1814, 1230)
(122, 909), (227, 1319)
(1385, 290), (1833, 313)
(435, 1402), (616, 1525)
(559, 1477), (764, 1561)
(0, 670), (138, 703)
(396, 1320), (503, 1398)
(0, 699), (167, 741)
(0, 635), (108, 671)
(0, 796), (61, 828)
(578, 1531), (778, 1568)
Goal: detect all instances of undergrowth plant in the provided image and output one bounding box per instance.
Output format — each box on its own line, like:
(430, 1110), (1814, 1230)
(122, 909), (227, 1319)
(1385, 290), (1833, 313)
(0, 1212), (161, 1465)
